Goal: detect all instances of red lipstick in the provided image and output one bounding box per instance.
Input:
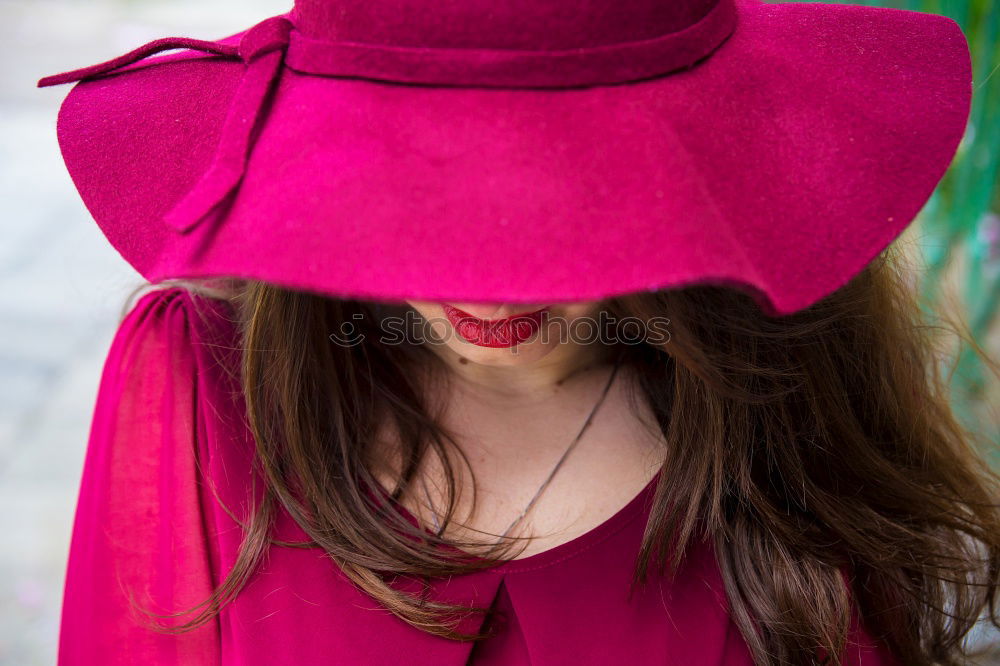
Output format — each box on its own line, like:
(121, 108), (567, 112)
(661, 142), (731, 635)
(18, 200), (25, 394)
(442, 304), (548, 347)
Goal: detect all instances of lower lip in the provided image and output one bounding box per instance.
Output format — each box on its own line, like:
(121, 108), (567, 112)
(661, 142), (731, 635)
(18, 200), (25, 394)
(442, 304), (548, 348)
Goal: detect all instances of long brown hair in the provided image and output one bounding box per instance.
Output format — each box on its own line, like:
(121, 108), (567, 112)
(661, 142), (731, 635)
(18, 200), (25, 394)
(132, 243), (1000, 665)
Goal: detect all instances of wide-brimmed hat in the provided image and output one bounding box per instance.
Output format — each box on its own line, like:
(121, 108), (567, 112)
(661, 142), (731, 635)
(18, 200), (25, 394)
(38, 0), (971, 316)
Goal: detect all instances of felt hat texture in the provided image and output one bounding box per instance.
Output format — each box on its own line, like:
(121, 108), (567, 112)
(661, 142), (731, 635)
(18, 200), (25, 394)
(39, 0), (972, 315)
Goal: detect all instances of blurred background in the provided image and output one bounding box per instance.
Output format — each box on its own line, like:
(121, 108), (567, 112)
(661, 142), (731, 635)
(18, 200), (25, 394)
(1, 0), (997, 663)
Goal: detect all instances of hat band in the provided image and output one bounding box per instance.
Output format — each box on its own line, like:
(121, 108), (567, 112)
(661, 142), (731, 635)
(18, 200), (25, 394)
(38, 1), (736, 234)
(286, 0), (737, 88)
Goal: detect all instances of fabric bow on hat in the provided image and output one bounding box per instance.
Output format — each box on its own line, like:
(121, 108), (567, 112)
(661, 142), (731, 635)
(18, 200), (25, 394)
(40, 17), (294, 234)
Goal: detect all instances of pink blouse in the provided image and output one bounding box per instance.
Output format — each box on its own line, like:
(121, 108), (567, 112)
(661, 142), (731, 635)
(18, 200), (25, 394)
(57, 286), (899, 665)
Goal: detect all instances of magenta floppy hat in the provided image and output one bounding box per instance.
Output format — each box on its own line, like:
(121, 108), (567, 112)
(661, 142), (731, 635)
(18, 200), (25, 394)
(38, 0), (971, 316)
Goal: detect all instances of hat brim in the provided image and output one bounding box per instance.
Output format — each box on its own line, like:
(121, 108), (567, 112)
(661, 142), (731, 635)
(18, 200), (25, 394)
(53, 0), (971, 315)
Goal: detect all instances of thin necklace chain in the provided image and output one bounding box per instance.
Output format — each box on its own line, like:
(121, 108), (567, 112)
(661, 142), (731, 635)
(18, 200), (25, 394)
(419, 352), (624, 543)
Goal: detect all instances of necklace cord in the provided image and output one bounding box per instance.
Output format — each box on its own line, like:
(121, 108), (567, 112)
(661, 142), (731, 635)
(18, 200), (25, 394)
(419, 351), (625, 542)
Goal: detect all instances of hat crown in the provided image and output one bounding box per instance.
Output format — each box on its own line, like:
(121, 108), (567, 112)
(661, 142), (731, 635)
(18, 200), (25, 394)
(290, 0), (721, 49)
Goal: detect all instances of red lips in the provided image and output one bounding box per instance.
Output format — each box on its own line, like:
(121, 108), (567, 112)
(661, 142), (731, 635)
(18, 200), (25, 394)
(442, 304), (548, 347)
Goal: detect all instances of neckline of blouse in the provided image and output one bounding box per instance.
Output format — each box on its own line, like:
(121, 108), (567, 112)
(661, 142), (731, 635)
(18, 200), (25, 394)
(384, 468), (664, 575)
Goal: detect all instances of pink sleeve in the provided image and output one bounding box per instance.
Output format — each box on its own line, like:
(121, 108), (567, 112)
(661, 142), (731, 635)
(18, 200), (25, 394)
(58, 287), (222, 665)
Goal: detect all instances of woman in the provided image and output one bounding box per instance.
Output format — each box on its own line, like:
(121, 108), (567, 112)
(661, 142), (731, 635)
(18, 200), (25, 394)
(39, 0), (998, 663)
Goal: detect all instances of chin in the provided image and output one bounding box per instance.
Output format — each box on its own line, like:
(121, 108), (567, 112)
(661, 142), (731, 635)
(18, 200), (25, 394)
(448, 337), (556, 367)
